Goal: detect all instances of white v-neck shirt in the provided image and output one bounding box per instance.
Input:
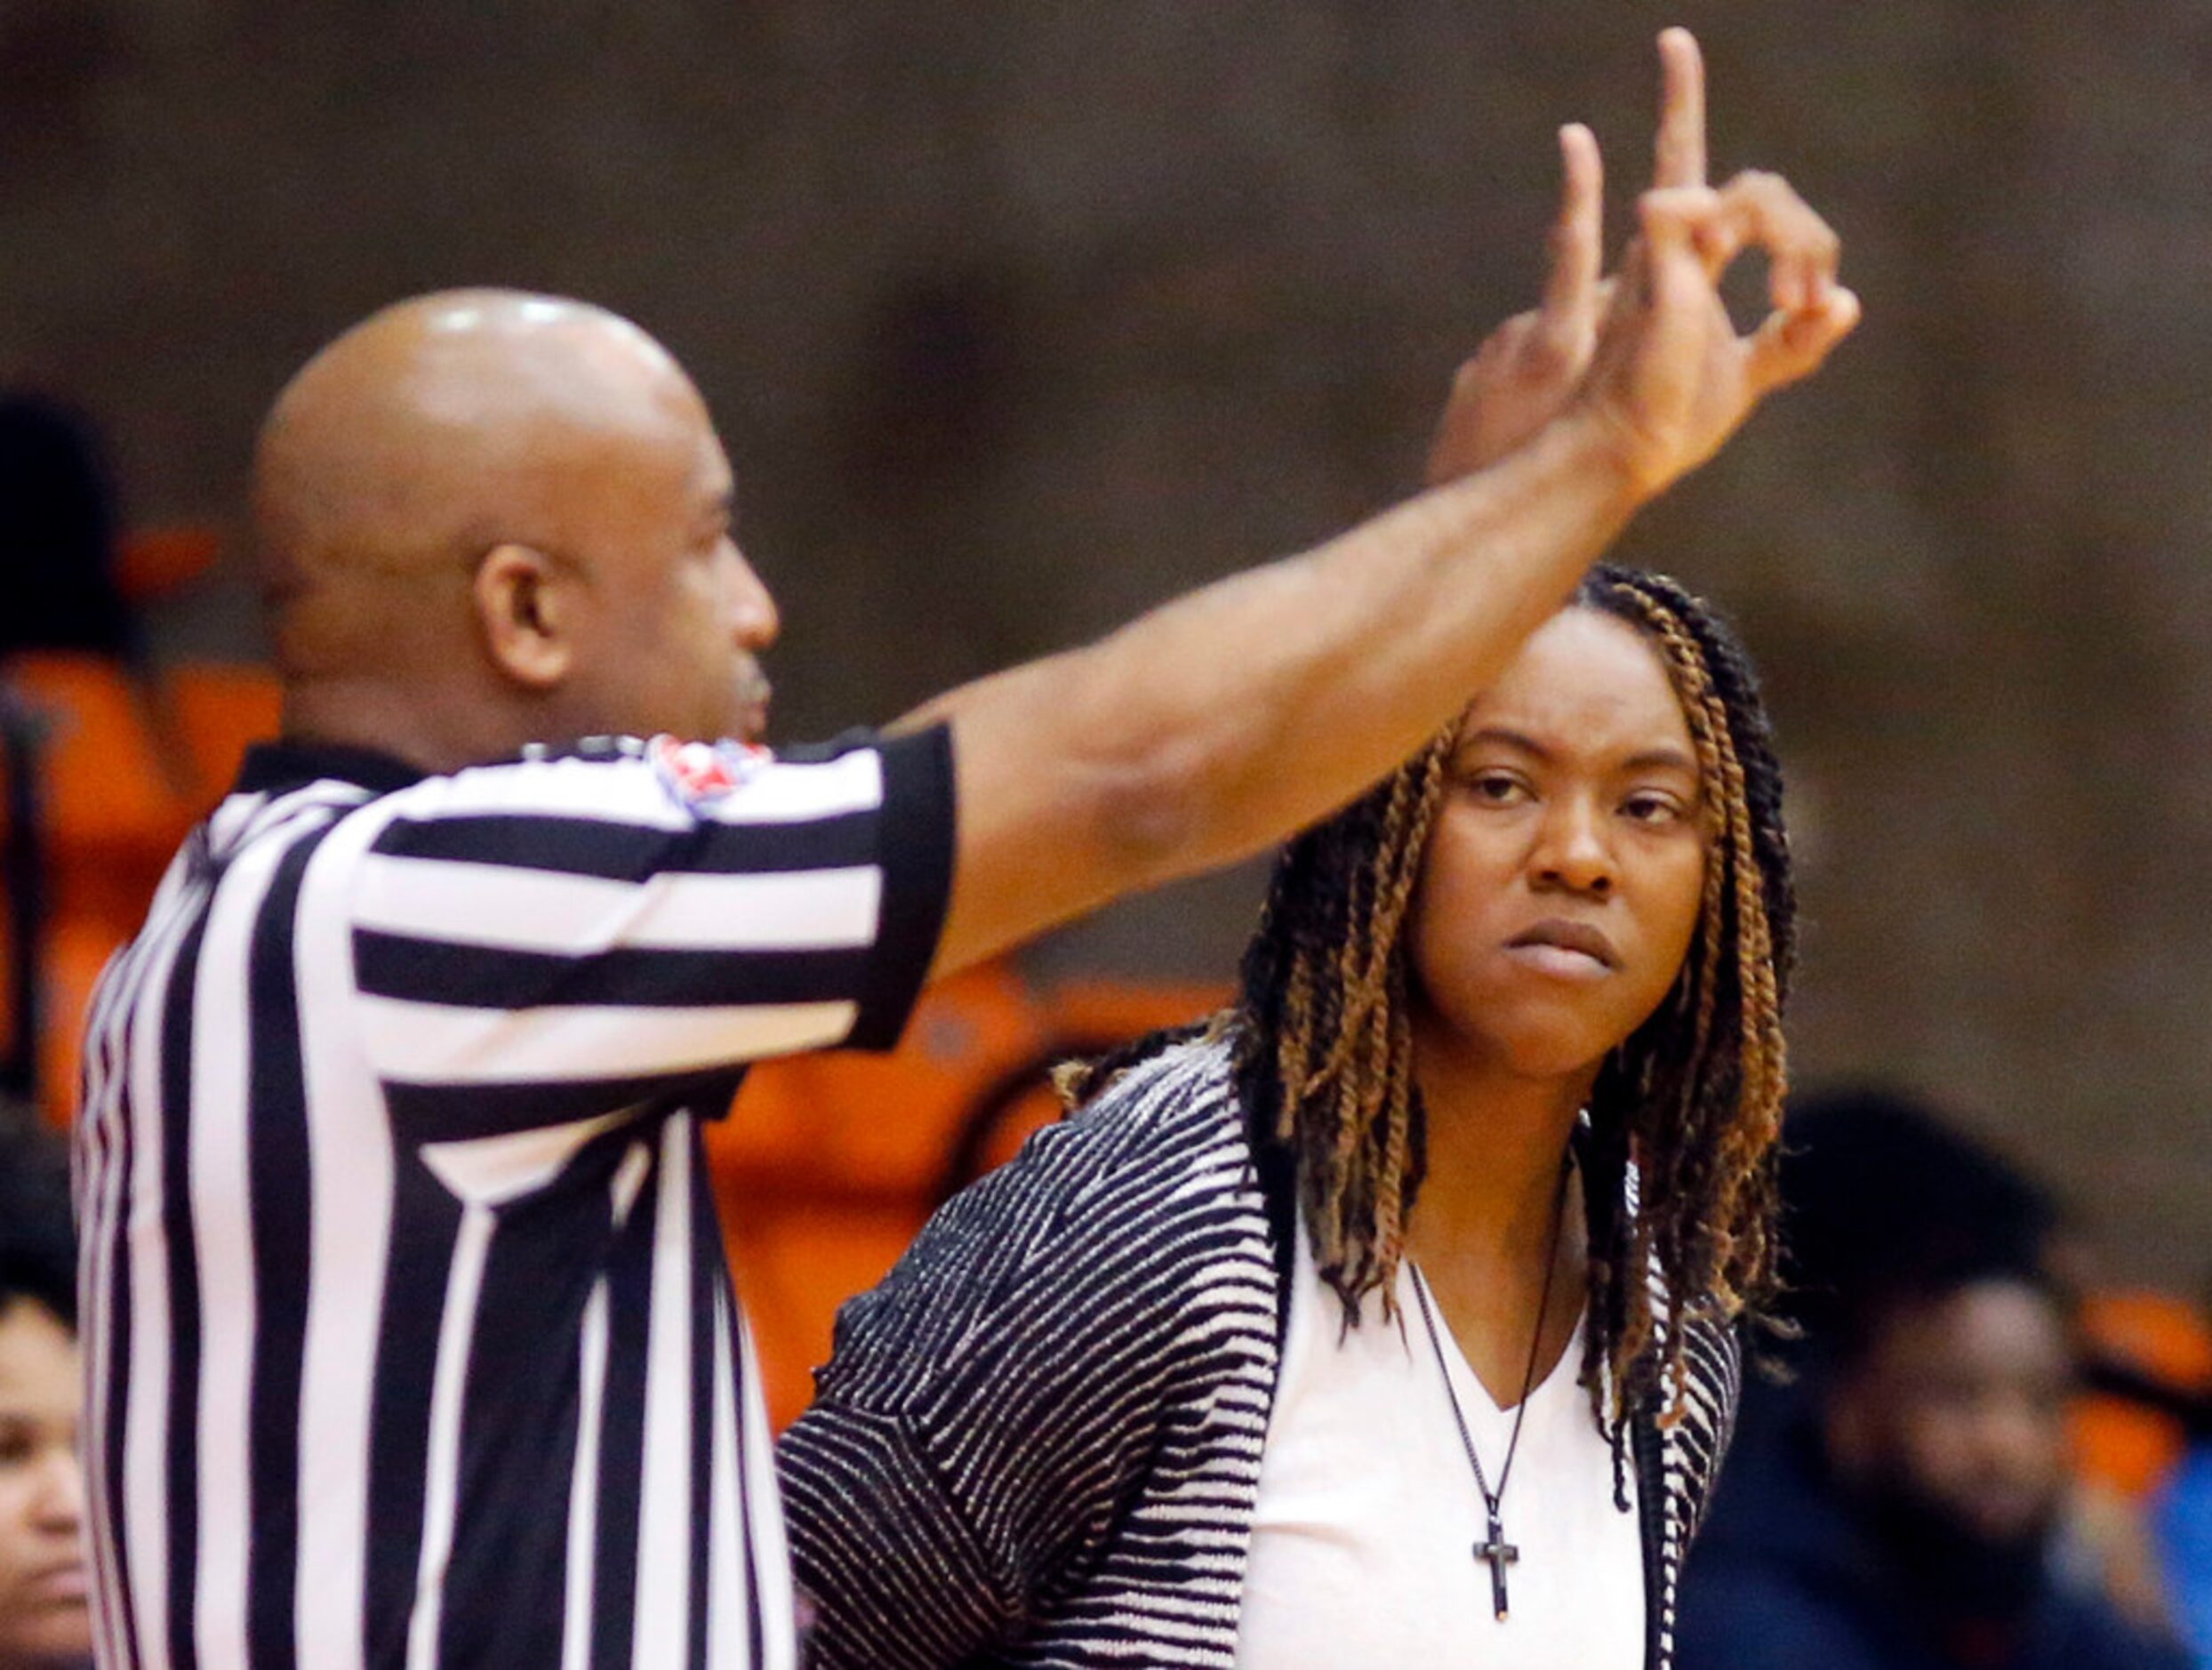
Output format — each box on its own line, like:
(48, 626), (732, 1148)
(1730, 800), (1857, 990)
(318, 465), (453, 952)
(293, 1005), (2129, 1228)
(1234, 1224), (1644, 1668)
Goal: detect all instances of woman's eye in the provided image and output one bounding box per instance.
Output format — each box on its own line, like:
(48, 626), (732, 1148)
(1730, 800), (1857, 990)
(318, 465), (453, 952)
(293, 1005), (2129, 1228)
(1468, 773), (1528, 805)
(1622, 792), (1684, 824)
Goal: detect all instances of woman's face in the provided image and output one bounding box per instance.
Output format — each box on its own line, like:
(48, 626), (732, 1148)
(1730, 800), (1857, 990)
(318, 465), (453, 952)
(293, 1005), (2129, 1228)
(0, 1297), (88, 1670)
(1407, 606), (1713, 1082)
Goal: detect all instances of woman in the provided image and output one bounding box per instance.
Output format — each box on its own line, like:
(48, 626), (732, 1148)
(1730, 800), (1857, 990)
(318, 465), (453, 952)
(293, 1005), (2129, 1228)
(0, 1118), (91, 1670)
(778, 556), (1793, 1670)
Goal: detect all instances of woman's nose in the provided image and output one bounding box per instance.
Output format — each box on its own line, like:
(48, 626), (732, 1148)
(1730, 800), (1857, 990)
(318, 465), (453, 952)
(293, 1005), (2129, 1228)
(1532, 799), (1615, 895)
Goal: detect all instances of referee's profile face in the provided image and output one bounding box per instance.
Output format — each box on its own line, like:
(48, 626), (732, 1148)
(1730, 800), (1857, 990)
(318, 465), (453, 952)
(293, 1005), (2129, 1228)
(560, 389), (782, 747)
(258, 291), (788, 766)
(477, 343), (784, 749)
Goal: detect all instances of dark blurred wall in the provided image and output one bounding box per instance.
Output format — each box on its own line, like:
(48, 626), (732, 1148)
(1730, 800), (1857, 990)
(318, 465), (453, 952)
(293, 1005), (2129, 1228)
(5, 2), (2210, 1284)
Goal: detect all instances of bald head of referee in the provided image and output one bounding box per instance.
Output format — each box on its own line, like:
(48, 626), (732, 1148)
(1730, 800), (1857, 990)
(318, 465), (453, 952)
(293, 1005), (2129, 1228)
(253, 289), (781, 775)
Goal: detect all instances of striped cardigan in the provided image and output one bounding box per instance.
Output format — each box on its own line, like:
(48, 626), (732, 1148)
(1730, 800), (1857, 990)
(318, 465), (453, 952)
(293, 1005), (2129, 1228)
(778, 1036), (1742, 1670)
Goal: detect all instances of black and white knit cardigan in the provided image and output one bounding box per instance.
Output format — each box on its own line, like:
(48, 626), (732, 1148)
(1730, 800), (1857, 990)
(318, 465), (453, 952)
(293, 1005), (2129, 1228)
(778, 1036), (1742, 1670)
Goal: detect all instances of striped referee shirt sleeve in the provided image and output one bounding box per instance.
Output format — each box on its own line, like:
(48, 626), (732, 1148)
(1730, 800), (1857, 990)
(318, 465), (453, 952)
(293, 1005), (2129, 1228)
(344, 727), (954, 1142)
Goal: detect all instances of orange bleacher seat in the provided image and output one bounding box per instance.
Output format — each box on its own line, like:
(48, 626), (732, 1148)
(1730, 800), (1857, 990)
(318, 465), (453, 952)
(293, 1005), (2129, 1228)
(709, 964), (1056, 1420)
(930, 978), (1229, 1198)
(725, 1206), (927, 1431)
(116, 524), (222, 604)
(0, 652), (194, 878)
(711, 962), (1053, 1196)
(1046, 978), (1228, 1045)
(0, 654), (279, 1122)
(0, 653), (194, 1122)
(2075, 1289), (2212, 1500)
(169, 661), (282, 811)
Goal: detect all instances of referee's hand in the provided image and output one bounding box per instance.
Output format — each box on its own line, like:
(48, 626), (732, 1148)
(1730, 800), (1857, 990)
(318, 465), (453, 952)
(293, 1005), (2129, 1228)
(1569, 28), (1859, 499)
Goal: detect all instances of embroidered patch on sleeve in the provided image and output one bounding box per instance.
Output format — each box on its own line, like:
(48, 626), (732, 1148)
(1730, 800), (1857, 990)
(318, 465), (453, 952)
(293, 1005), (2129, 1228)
(648, 734), (775, 807)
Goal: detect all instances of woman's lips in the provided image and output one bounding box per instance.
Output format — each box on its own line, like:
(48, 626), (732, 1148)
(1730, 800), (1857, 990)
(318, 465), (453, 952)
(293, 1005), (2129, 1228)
(1505, 919), (1621, 979)
(1505, 942), (1613, 981)
(22, 1563), (88, 1603)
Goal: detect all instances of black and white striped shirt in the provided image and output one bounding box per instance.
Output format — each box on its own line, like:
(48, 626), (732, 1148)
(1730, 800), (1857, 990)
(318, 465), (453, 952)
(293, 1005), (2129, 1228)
(72, 727), (954, 1670)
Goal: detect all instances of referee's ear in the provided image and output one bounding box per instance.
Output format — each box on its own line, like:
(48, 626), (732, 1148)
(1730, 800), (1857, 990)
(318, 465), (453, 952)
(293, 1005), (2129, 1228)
(474, 542), (575, 691)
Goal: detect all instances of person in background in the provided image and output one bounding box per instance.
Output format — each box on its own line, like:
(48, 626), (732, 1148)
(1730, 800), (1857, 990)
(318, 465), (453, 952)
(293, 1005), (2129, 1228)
(0, 394), (136, 663)
(1675, 1103), (2189, 1670)
(0, 1114), (90, 1670)
(1701, 1087), (2068, 1517)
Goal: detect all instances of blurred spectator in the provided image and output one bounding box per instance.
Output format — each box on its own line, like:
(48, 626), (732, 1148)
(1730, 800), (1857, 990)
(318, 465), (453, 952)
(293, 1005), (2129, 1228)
(0, 1110), (89, 1670)
(1677, 1087), (2187, 1670)
(1696, 1088), (2065, 1546)
(1771, 1087), (2061, 1352)
(0, 393), (135, 661)
(0, 391), (131, 1114)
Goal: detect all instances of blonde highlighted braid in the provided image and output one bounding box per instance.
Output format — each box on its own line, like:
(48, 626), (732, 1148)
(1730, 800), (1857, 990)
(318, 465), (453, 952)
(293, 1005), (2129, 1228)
(1062, 565), (1794, 1479)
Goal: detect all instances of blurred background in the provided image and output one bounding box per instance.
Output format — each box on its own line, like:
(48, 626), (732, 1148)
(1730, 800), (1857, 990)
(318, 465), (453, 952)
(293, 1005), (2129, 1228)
(5, 1), (2212, 1655)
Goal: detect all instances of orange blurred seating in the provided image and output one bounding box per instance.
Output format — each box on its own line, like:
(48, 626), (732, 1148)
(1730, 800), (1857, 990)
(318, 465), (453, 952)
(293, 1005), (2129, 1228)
(928, 977), (1229, 1200)
(2074, 1289), (2212, 1500)
(116, 524), (222, 604)
(169, 661), (282, 811)
(35, 917), (123, 1132)
(0, 651), (194, 885)
(0, 652), (194, 1122)
(708, 967), (1226, 1429)
(0, 651), (281, 1124)
(709, 962), (1054, 1427)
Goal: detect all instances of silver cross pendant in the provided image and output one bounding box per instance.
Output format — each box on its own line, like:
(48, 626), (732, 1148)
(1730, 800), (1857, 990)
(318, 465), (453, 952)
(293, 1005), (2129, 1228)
(1474, 1511), (1519, 1621)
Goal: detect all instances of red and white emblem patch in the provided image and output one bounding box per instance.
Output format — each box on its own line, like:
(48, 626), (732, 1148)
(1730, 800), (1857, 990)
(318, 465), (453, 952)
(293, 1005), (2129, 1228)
(649, 735), (773, 807)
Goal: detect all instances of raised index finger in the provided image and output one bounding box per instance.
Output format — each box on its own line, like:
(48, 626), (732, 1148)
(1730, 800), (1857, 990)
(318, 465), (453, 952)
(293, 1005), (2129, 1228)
(1540, 123), (1605, 325)
(1653, 27), (1707, 189)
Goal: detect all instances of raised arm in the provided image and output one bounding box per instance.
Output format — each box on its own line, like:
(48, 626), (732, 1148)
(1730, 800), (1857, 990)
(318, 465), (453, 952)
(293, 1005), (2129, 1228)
(904, 28), (1857, 979)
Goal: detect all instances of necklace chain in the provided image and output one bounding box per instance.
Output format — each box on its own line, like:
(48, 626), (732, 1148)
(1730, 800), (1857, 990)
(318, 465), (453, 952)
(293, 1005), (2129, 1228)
(1409, 1156), (1572, 1529)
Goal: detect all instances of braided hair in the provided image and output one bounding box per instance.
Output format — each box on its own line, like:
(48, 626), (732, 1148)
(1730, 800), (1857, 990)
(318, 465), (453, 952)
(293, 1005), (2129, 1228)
(1062, 564), (1795, 1466)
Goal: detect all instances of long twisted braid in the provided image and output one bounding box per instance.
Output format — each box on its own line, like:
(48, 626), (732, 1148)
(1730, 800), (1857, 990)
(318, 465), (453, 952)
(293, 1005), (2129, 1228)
(1060, 565), (1794, 1466)
(1572, 569), (1794, 1449)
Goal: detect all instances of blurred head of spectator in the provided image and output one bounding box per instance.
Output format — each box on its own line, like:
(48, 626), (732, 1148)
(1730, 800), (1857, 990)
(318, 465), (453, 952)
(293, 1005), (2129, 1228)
(0, 1114), (89, 1670)
(0, 391), (134, 662)
(1676, 1087), (2189, 1670)
(1820, 1248), (2085, 1659)
(1776, 1086), (2060, 1353)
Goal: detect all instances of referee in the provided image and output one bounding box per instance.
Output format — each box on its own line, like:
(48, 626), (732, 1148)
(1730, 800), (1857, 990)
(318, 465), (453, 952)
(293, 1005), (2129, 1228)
(73, 139), (1854, 1670)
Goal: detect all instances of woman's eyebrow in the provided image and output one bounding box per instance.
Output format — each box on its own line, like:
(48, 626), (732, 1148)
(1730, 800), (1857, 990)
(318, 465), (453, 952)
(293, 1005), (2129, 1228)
(1458, 729), (1698, 776)
(1623, 745), (1699, 774)
(1458, 725), (1551, 760)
